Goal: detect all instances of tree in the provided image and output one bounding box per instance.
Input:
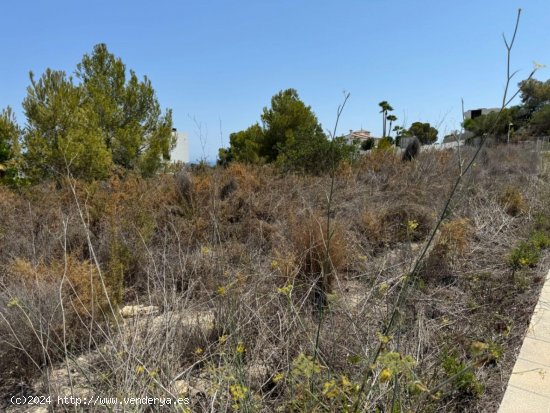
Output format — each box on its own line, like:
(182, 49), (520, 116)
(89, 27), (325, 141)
(378, 101), (394, 137)
(0, 107), (18, 164)
(361, 138), (376, 151)
(518, 78), (550, 136)
(227, 123), (263, 164)
(519, 78), (550, 113)
(21, 44), (174, 180)
(463, 110), (512, 142)
(259, 89), (326, 162)
(76, 44), (174, 176)
(407, 122), (438, 145)
(23, 69), (113, 180)
(0, 107), (21, 183)
(529, 104), (550, 135)
(222, 89), (327, 164)
(393, 125), (409, 147)
(386, 114), (397, 138)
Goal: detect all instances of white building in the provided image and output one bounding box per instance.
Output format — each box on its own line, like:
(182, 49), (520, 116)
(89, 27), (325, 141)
(171, 129), (189, 164)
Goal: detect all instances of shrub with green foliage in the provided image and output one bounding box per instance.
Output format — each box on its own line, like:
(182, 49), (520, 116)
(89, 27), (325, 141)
(509, 214), (550, 269)
(376, 136), (394, 150)
(442, 352), (483, 398)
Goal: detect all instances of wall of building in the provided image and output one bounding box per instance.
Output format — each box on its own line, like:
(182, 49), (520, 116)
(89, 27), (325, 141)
(171, 131), (189, 164)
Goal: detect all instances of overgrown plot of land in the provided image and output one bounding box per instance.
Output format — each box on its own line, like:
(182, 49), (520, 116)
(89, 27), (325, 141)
(1, 145), (549, 412)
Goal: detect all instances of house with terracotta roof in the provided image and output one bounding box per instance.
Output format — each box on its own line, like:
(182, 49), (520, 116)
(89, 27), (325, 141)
(344, 129), (380, 146)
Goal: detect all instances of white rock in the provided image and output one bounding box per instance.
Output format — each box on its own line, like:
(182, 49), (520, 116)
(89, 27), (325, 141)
(120, 305), (159, 318)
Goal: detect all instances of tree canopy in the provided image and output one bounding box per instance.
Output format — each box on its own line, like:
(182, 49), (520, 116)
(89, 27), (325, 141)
(464, 77), (550, 141)
(219, 88), (355, 173)
(259, 88), (326, 162)
(408, 122), (438, 145)
(519, 78), (550, 113)
(21, 43), (174, 181)
(0, 107), (18, 165)
(0, 107), (20, 183)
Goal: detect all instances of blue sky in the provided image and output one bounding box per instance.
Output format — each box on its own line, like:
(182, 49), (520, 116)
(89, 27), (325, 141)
(1, 0), (549, 162)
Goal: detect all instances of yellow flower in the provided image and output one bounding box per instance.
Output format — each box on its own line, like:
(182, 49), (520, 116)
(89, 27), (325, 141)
(340, 375), (351, 388)
(236, 342), (246, 354)
(409, 380), (428, 394)
(519, 257), (529, 266)
(273, 372), (285, 383)
(407, 220), (418, 232)
(194, 347), (204, 356)
(271, 259), (279, 269)
(218, 334), (228, 345)
(322, 379), (339, 398)
(470, 341), (488, 355)
(217, 286), (226, 296)
(229, 384), (248, 401)
(200, 246), (211, 256)
(376, 332), (392, 344)
(277, 283), (293, 297)
(379, 368), (392, 382)
(7, 297), (19, 308)
(135, 365), (145, 374)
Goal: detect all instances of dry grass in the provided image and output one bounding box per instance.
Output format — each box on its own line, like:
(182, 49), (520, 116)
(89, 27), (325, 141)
(0, 143), (549, 412)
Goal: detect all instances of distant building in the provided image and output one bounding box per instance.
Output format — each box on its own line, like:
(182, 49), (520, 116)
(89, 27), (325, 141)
(442, 131), (473, 144)
(464, 107), (499, 120)
(171, 128), (189, 164)
(344, 129), (379, 146)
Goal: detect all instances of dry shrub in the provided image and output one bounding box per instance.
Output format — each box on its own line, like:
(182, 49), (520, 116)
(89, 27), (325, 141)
(192, 172), (215, 207)
(419, 218), (471, 284)
(498, 186), (526, 216)
(437, 218), (472, 257)
(288, 213), (347, 306)
(359, 209), (384, 247)
(360, 149), (401, 174)
(8, 256), (116, 322)
(0, 256), (116, 381)
(358, 204), (434, 248)
(174, 169), (192, 204)
(86, 174), (173, 294)
(225, 163), (261, 194)
(379, 204), (434, 244)
(335, 160), (354, 181)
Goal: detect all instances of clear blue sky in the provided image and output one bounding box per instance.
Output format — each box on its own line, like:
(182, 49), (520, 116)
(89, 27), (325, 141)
(1, 0), (549, 162)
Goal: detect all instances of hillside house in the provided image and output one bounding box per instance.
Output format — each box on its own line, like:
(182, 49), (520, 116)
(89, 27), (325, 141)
(464, 107), (499, 120)
(344, 129), (379, 146)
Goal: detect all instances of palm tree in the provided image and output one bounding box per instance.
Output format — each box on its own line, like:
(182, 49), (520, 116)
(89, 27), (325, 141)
(378, 101), (394, 137)
(386, 114), (397, 137)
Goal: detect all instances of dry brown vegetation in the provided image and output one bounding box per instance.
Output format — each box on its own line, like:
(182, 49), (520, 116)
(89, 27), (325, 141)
(1, 144), (549, 412)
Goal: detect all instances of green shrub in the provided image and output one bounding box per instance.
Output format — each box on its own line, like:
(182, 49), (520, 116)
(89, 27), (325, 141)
(530, 230), (550, 249)
(376, 137), (394, 151)
(510, 241), (540, 269)
(442, 352), (483, 397)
